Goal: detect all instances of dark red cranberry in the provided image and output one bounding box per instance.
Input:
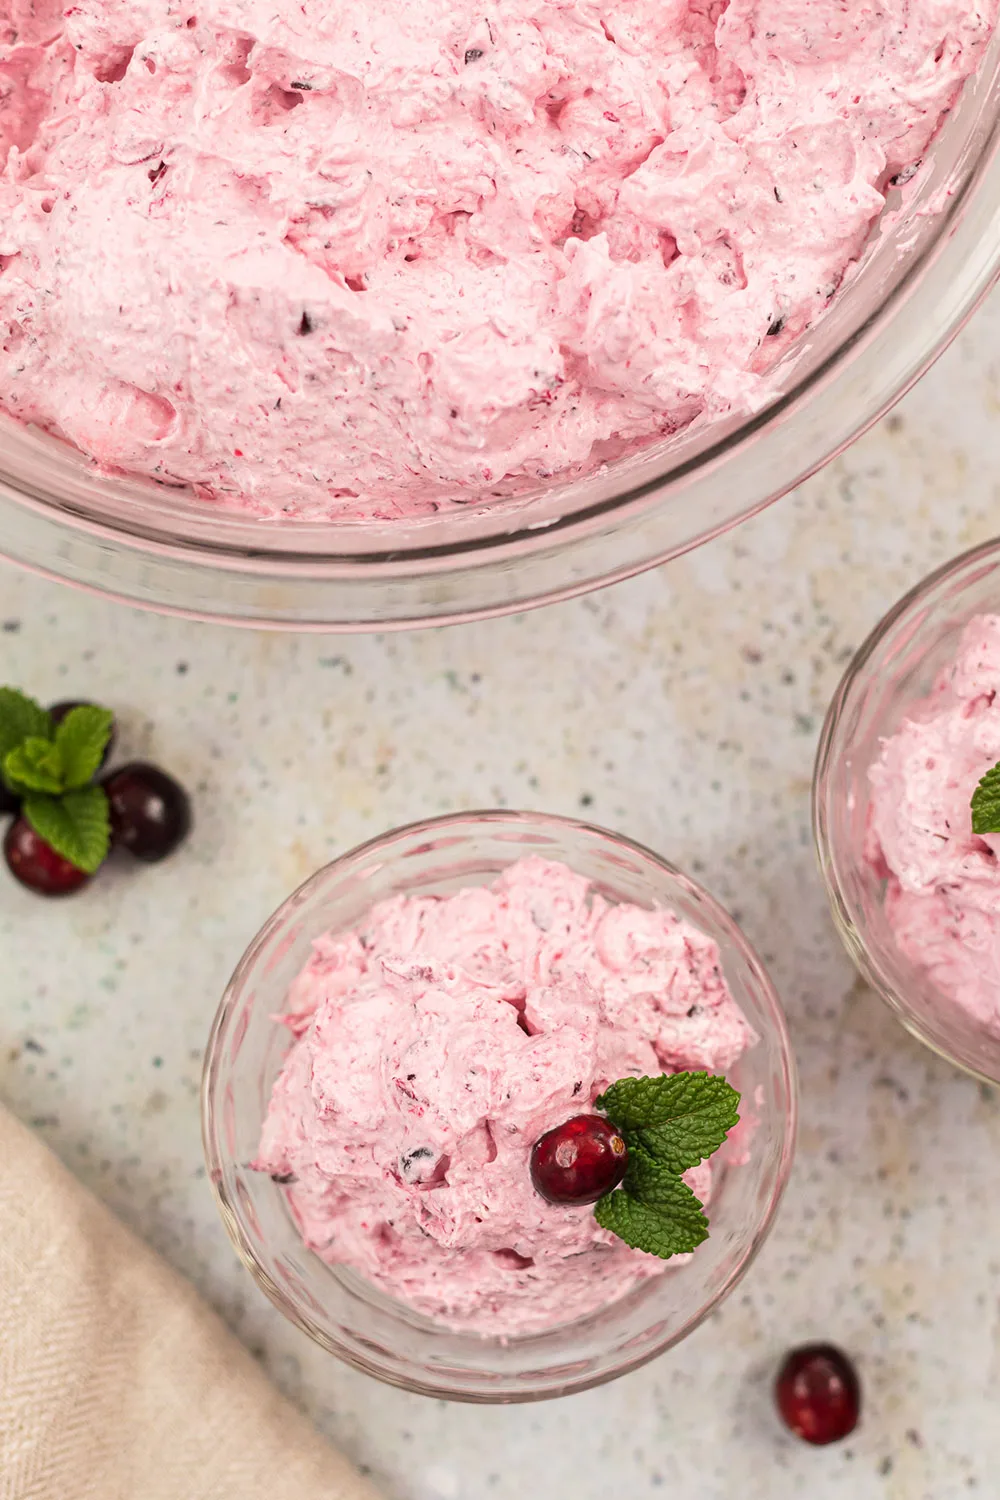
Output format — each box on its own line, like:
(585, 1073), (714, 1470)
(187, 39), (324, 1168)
(103, 761), (191, 862)
(530, 1114), (628, 1205)
(775, 1344), (861, 1445)
(49, 700), (117, 769)
(4, 816), (90, 896)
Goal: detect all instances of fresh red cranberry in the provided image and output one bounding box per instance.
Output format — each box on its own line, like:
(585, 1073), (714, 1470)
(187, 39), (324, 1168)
(48, 700), (118, 769)
(775, 1344), (861, 1445)
(3, 816), (90, 896)
(530, 1114), (628, 1205)
(103, 761), (191, 862)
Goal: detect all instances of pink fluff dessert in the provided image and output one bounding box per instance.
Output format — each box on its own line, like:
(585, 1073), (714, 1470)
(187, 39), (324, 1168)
(256, 855), (755, 1333)
(1, 0), (996, 519)
(867, 615), (1000, 1037)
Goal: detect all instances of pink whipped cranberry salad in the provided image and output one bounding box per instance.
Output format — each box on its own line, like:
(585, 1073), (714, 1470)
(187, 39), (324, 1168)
(256, 855), (755, 1333)
(867, 616), (1000, 1039)
(2, 0), (995, 518)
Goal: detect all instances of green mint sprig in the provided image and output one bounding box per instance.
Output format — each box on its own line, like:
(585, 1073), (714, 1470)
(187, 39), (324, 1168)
(593, 1071), (740, 1259)
(971, 762), (1000, 836)
(0, 686), (51, 759)
(0, 689), (112, 874)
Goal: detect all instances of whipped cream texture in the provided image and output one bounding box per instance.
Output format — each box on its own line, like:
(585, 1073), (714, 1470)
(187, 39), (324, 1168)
(868, 616), (1000, 1036)
(1, 0), (995, 517)
(256, 855), (755, 1332)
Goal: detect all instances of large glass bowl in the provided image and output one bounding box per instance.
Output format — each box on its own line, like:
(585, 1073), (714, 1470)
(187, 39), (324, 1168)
(813, 537), (1000, 1084)
(201, 810), (797, 1401)
(4, 38), (1000, 629)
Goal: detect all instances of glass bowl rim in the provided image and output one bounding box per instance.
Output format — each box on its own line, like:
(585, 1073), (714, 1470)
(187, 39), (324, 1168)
(5, 59), (1000, 628)
(811, 533), (1000, 1086)
(4, 150), (995, 576)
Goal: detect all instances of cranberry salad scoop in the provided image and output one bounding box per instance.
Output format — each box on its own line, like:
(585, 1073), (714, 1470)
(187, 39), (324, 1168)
(257, 855), (753, 1334)
(1, 0), (995, 516)
(867, 616), (1000, 1036)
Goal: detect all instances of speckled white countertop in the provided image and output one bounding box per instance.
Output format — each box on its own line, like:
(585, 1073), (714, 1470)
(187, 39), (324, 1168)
(5, 290), (1000, 1500)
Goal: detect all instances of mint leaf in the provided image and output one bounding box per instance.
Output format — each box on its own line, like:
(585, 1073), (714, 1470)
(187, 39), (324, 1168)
(0, 688), (52, 765)
(971, 761), (1000, 835)
(23, 786), (110, 874)
(622, 1144), (704, 1210)
(596, 1071), (722, 1131)
(4, 736), (65, 795)
(595, 1169), (708, 1258)
(54, 704), (114, 789)
(596, 1071), (740, 1174)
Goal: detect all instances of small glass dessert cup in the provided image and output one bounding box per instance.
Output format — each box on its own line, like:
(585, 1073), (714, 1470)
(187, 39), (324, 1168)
(814, 536), (1000, 1085)
(202, 810), (796, 1401)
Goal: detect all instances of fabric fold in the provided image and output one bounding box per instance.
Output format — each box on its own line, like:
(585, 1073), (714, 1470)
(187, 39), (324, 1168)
(0, 1102), (377, 1500)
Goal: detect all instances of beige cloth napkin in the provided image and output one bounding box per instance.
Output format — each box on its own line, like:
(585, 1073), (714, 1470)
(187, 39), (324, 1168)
(0, 1102), (379, 1500)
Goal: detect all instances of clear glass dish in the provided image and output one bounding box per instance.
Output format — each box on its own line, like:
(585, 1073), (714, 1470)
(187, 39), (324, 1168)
(4, 37), (1000, 629)
(201, 810), (797, 1401)
(813, 537), (1000, 1085)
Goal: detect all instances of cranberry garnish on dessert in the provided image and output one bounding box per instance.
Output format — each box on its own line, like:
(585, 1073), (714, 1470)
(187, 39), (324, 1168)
(531, 1115), (628, 1205)
(256, 857), (754, 1332)
(775, 1344), (861, 1445)
(4, 816), (91, 896)
(0, 686), (191, 895)
(529, 1071), (740, 1257)
(104, 763), (191, 862)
